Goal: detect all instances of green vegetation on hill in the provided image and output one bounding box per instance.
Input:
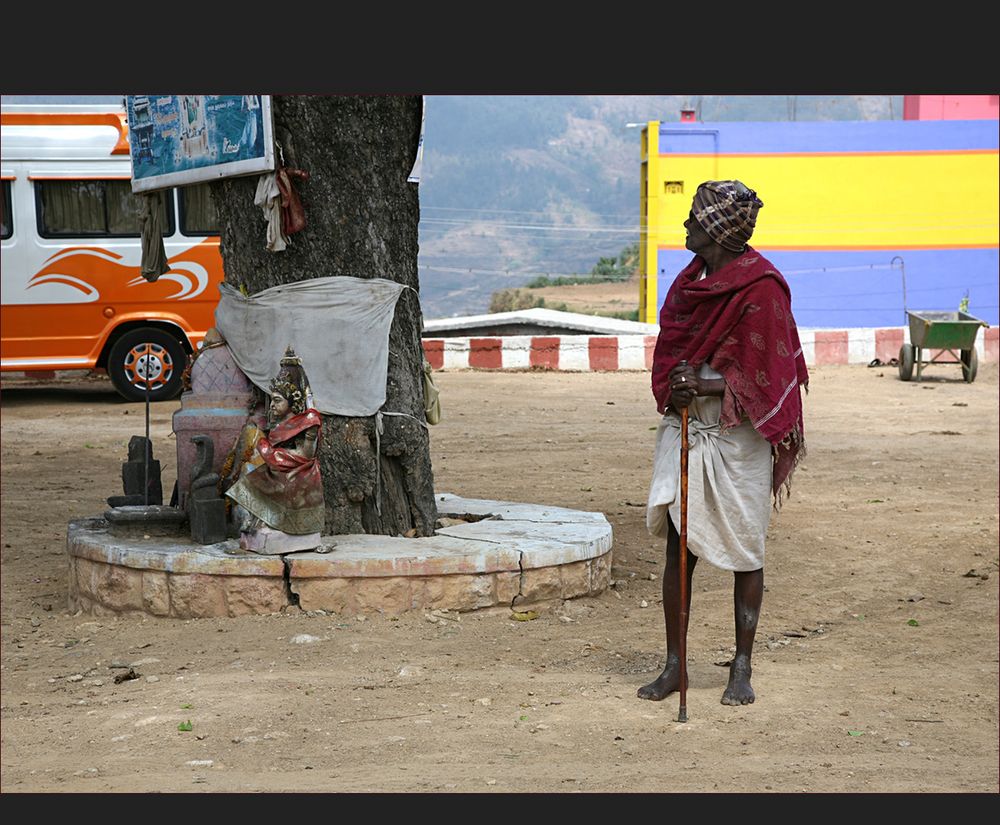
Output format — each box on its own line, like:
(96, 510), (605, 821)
(489, 242), (640, 319)
(488, 289), (568, 314)
(524, 242), (639, 288)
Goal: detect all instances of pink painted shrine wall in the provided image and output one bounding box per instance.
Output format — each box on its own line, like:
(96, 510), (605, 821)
(903, 95), (999, 120)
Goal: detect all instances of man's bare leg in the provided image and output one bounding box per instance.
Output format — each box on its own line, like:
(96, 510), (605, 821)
(637, 518), (697, 701)
(722, 568), (763, 705)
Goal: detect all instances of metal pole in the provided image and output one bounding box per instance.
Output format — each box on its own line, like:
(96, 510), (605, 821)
(144, 344), (151, 507)
(892, 255), (907, 325)
(678, 404), (689, 723)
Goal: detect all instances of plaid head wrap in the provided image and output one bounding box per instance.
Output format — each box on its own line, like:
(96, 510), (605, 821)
(692, 180), (763, 253)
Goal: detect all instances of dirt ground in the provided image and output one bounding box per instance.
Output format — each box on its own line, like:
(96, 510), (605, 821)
(1, 362), (997, 794)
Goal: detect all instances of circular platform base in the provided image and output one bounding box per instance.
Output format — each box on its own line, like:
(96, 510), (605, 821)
(67, 494), (613, 619)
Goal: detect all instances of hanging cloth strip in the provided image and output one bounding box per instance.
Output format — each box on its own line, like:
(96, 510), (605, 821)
(254, 173), (288, 252)
(215, 276), (410, 417)
(138, 193), (170, 281)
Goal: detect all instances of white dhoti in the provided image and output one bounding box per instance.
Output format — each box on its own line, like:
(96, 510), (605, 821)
(646, 364), (773, 572)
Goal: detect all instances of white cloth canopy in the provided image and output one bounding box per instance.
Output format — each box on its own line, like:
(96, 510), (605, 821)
(214, 276), (408, 417)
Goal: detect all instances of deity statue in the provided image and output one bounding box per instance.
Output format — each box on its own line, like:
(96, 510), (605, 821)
(223, 347), (325, 554)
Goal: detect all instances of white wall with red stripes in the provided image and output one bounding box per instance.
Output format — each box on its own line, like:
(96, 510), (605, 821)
(423, 327), (999, 371)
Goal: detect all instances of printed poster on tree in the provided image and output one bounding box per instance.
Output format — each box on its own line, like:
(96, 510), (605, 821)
(125, 95), (275, 193)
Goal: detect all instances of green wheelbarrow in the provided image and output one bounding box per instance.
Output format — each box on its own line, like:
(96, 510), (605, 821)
(898, 310), (990, 383)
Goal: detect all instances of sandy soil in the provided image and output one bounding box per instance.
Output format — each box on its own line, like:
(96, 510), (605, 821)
(1, 362), (997, 793)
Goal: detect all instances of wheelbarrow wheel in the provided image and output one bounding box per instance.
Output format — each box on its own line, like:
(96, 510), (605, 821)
(898, 344), (915, 381)
(961, 347), (978, 383)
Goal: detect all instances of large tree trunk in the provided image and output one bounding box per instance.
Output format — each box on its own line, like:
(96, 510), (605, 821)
(211, 96), (436, 537)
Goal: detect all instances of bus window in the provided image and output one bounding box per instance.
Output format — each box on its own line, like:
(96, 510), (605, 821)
(0, 181), (11, 240)
(179, 183), (219, 236)
(36, 180), (173, 238)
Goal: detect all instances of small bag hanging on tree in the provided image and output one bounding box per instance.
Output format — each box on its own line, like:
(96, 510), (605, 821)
(422, 356), (441, 425)
(276, 165), (309, 236)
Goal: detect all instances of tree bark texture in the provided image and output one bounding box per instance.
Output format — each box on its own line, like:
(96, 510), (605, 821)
(211, 96), (437, 537)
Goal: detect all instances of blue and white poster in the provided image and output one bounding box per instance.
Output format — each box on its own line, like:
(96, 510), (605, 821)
(125, 95), (274, 193)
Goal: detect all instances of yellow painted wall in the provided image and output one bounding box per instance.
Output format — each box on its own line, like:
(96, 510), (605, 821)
(640, 119), (1000, 322)
(651, 152), (999, 250)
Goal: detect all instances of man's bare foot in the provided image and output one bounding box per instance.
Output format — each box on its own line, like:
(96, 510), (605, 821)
(721, 658), (754, 705)
(637, 661), (685, 701)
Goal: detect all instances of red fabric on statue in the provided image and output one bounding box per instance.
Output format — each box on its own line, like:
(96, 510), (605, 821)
(238, 408), (324, 531)
(651, 248), (808, 497)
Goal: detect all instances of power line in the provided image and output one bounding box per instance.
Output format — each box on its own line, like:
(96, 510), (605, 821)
(790, 280), (997, 300)
(420, 218), (640, 234)
(418, 264), (620, 279)
(421, 205), (641, 221)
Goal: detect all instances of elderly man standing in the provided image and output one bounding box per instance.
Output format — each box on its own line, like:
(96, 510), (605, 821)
(638, 180), (809, 706)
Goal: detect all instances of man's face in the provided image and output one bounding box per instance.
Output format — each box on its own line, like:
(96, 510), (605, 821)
(684, 209), (713, 255)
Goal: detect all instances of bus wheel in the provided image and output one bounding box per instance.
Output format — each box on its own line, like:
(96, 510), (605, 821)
(107, 328), (188, 402)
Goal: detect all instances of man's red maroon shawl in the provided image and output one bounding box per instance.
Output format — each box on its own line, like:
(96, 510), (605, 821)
(651, 248), (808, 500)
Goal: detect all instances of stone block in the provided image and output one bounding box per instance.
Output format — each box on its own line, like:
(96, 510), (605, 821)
(122, 458), (162, 505)
(293, 577), (355, 615)
(141, 570), (171, 616)
(354, 576), (412, 615)
(105, 505), (187, 539)
(224, 576), (288, 616)
(519, 565), (562, 603)
(67, 559), (80, 601)
(168, 573), (229, 618)
(411, 573), (495, 612)
(74, 557), (101, 601)
(95, 562), (143, 612)
(559, 560), (591, 599)
(495, 571), (521, 606)
(466, 573), (498, 610)
(67, 565), (83, 612)
(190, 497), (228, 545)
(591, 551), (612, 591)
(409, 575), (445, 610)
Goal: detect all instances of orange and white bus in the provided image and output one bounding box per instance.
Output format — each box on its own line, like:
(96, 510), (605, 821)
(1, 104), (224, 401)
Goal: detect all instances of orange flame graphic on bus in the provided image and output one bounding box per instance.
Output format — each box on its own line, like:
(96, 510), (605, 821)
(27, 238), (221, 302)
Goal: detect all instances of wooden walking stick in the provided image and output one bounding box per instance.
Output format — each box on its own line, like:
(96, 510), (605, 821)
(678, 402), (690, 723)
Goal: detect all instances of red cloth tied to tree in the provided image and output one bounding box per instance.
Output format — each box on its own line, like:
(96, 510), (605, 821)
(651, 248), (808, 498)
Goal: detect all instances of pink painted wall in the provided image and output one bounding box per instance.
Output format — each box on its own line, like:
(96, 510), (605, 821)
(903, 95), (999, 120)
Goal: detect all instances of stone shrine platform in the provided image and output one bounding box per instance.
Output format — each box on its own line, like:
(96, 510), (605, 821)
(67, 494), (613, 619)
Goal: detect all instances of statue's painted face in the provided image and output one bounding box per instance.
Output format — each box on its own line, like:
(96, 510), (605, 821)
(270, 391), (290, 420)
